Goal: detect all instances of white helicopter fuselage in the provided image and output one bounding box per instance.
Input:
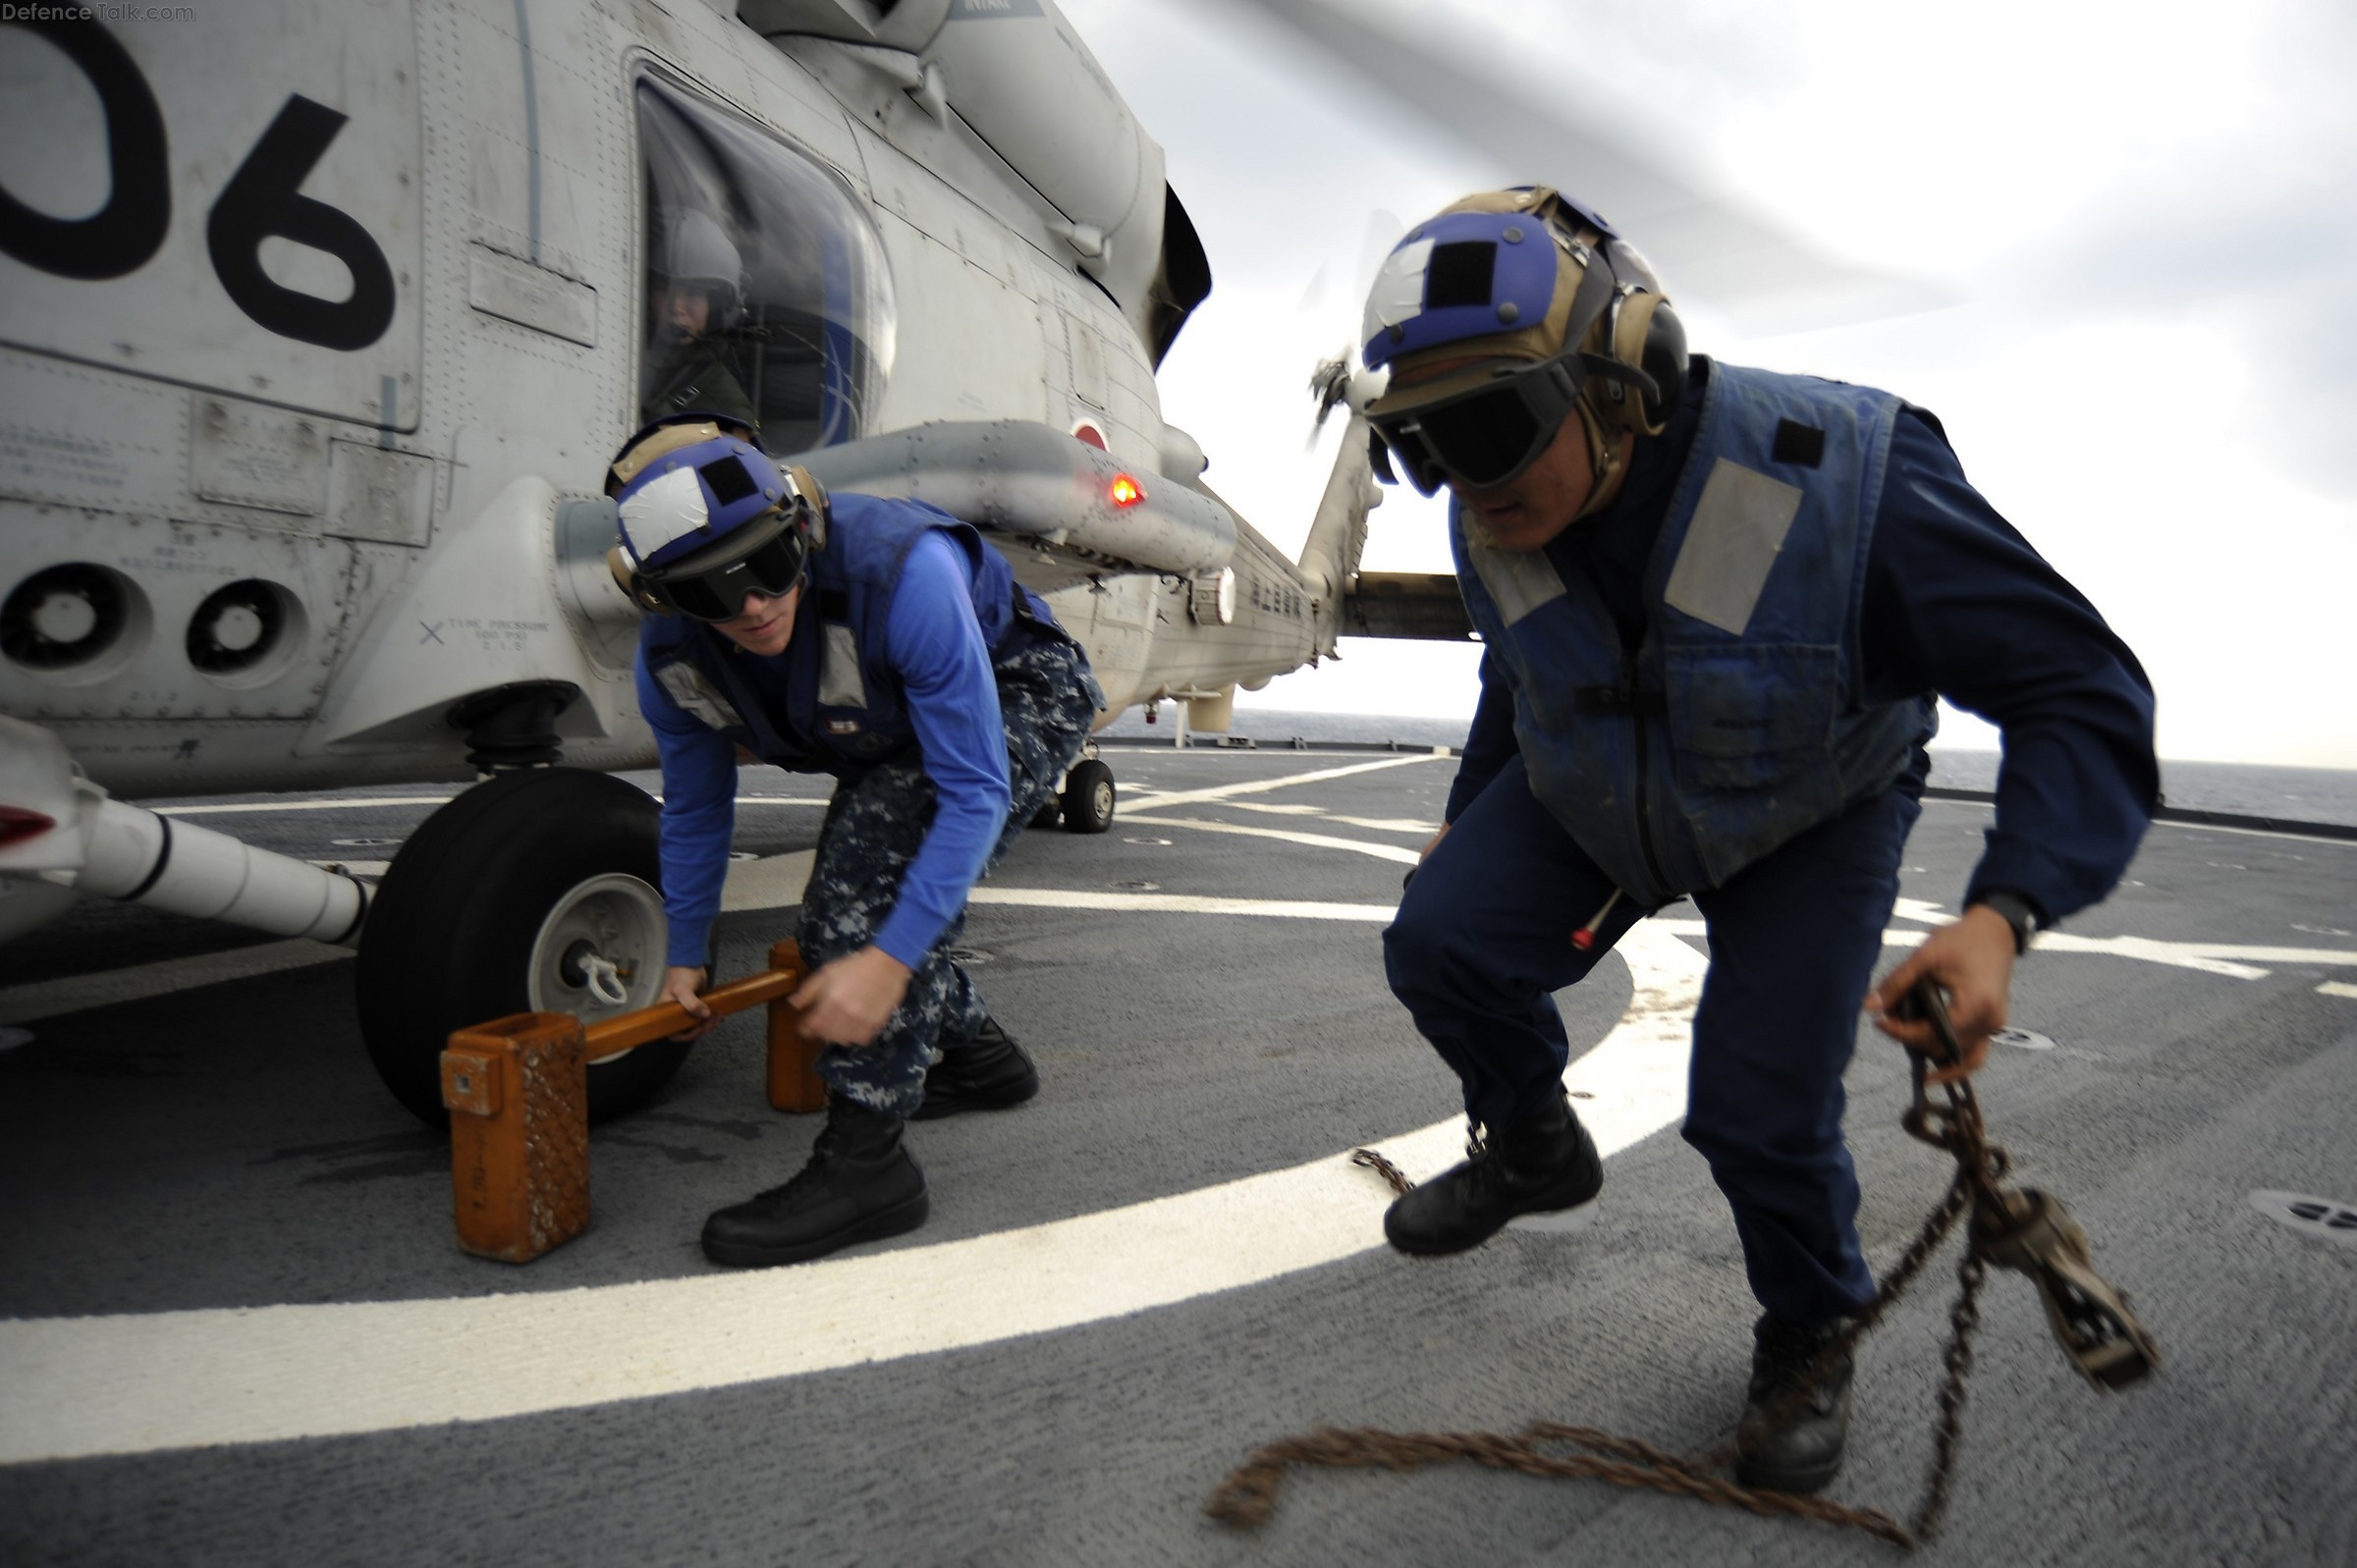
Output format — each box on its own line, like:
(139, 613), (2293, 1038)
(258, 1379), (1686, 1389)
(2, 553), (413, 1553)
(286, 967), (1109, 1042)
(1, 0), (1364, 803)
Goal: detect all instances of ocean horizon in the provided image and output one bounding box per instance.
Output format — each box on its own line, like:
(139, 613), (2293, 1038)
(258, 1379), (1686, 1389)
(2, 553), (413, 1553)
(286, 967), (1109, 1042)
(1100, 706), (2357, 830)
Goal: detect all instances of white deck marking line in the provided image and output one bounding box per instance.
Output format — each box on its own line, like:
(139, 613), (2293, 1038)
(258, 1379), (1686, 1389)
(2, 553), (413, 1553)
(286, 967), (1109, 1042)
(1870, 928), (2265, 979)
(2320, 981), (2357, 1000)
(1212, 800), (1440, 834)
(1119, 752), (1441, 810)
(1117, 814), (1421, 865)
(740, 855), (1411, 922)
(2080, 938), (2357, 964)
(971, 888), (1395, 921)
(0, 939), (354, 1025)
(1651, 919), (2352, 981)
(27, 814), (2348, 1023)
(0, 926), (1704, 1466)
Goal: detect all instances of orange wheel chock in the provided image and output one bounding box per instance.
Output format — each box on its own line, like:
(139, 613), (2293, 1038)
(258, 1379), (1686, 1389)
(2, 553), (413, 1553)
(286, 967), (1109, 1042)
(439, 940), (822, 1263)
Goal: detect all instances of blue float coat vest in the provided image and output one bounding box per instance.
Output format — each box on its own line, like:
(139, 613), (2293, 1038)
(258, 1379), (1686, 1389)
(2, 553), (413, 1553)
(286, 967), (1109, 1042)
(1453, 362), (1935, 905)
(639, 494), (1031, 777)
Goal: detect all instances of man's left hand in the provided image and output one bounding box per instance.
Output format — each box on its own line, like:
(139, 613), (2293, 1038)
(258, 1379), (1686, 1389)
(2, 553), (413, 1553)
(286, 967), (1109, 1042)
(1867, 905), (2017, 1085)
(792, 945), (913, 1047)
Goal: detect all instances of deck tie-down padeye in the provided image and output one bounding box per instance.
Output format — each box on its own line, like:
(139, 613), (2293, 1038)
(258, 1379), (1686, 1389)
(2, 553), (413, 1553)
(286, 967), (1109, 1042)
(438, 939), (825, 1264)
(1212, 980), (2162, 1548)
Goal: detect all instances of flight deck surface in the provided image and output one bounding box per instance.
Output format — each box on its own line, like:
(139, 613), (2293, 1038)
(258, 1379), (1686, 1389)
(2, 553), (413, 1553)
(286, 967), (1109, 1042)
(3, 749), (2354, 1566)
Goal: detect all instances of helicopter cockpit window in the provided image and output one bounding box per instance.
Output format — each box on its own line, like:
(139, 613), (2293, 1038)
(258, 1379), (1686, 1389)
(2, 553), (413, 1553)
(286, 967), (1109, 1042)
(635, 81), (895, 452)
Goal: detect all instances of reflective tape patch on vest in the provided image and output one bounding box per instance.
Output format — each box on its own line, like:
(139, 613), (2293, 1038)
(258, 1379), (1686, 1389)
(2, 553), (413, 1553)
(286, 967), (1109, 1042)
(1662, 459), (1804, 636)
(819, 623), (867, 709)
(1462, 516), (1569, 627)
(656, 660), (746, 732)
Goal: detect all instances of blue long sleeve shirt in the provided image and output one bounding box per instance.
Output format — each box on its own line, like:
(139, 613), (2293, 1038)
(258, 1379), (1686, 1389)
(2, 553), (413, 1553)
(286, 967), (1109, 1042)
(1446, 361), (2158, 927)
(637, 532), (1012, 970)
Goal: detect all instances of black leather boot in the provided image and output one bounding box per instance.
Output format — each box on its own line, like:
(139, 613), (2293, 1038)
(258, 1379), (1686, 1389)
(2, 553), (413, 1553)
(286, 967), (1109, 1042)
(910, 1017), (1039, 1121)
(1733, 1313), (1854, 1493)
(1383, 1091), (1603, 1255)
(700, 1099), (929, 1268)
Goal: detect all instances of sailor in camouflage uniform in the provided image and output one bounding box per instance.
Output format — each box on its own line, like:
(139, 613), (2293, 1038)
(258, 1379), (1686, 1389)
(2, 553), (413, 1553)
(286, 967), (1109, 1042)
(609, 414), (1102, 1268)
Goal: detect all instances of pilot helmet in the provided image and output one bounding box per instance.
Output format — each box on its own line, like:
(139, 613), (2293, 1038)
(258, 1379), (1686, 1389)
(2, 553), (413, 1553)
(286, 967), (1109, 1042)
(605, 418), (826, 622)
(658, 208), (745, 330)
(1357, 188), (1686, 502)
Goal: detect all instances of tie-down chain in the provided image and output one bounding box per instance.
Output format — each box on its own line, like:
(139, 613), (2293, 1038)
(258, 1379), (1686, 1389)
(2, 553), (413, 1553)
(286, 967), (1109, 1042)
(1206, 981), (2161, 1548)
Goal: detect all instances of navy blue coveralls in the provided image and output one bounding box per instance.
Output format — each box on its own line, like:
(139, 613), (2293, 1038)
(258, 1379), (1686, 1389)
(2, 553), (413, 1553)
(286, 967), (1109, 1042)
(1385, 357), (2157, 1323)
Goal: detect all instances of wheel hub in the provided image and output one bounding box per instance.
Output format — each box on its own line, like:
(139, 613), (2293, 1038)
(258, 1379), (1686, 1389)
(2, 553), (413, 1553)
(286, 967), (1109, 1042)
(527, 873), (667, 1057)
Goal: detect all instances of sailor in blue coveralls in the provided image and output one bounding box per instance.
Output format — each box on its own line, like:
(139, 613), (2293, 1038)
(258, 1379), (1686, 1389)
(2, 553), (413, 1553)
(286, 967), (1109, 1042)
(1356, 190), (2157, 1492)
(606, 416), (1101, 1269)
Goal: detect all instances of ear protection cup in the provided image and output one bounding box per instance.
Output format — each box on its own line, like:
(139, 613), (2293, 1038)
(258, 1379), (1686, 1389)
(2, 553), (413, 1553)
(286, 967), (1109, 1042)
(1635, 297), (1686, 429)
(1592, 238), (1688, 435)
(608, 545), (673, 614)
(781, 463), (830, 552)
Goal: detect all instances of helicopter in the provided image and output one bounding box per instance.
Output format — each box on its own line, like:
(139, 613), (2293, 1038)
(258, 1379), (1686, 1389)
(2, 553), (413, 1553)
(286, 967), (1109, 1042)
(0, 0), (1917, 1124)
(0, 0), (1454, 1124)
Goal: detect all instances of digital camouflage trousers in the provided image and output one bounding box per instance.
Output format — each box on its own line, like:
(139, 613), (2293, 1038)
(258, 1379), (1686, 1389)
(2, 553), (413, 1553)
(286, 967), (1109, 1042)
(795, 629), (1102, 1115)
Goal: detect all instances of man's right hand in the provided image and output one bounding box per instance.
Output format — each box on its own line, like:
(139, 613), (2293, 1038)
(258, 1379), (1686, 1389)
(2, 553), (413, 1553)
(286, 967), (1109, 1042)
(661, 965), (717, 1042)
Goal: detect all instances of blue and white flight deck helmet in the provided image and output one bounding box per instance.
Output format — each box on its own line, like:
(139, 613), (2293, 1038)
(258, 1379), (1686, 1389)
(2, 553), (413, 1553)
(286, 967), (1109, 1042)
(1359, 187), (1687, 506)
(604, 413), (827, 622)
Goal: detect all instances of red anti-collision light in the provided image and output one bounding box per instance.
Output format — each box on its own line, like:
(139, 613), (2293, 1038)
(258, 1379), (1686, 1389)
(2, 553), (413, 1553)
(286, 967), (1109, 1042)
(0, 806), (57, 849)
(1109, 474), (1144, 509)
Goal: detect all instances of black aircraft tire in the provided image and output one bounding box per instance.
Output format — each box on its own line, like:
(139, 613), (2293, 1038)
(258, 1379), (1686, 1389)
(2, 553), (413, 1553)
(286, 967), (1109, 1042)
(1060, 758), (1116, 835)
(356, 769), (687, 1127)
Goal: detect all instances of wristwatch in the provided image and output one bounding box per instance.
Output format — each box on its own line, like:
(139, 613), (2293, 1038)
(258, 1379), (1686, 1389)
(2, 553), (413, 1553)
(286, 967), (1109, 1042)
(1971, 890), (2041, 955)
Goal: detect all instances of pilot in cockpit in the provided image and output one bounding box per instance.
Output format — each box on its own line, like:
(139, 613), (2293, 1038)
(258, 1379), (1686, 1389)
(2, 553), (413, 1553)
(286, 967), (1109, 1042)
(639, 209), (758, 433)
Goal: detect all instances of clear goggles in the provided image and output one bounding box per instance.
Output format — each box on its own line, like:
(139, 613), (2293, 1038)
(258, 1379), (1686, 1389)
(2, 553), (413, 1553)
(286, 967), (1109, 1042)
(1369, 354), (1587, 497)
(638, 510), (807, 622)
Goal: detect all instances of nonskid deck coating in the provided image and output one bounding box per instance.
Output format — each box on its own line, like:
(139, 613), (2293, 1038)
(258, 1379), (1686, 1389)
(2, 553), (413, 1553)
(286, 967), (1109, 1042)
(3, 748), (2354, 1566)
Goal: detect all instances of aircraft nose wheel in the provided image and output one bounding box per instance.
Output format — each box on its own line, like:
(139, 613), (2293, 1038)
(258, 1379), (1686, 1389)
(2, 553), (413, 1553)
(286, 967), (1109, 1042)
(356, 769), (688, 1126)
(1060, 757), (1116, 834)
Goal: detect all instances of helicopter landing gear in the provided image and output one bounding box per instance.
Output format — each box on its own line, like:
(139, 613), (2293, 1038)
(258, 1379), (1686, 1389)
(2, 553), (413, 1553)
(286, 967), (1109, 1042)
(355, 769), (685, 1127)
(446, 680), (579, 773)
(1059, 756), (1116, 834)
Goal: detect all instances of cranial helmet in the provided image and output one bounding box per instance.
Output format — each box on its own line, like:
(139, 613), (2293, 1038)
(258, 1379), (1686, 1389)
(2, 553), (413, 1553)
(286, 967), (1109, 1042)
(603, 416), (827, 622)
(659, 208), (745, 324)
(1358, 188), (1687, 504)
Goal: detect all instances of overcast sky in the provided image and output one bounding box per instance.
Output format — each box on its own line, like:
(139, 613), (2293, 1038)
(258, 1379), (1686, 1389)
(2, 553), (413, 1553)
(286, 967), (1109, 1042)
(1059, 0), (2357, 769)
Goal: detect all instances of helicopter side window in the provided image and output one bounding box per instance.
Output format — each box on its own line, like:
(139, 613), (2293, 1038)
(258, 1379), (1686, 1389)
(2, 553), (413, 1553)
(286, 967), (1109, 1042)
(635, 81), (896, 453)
